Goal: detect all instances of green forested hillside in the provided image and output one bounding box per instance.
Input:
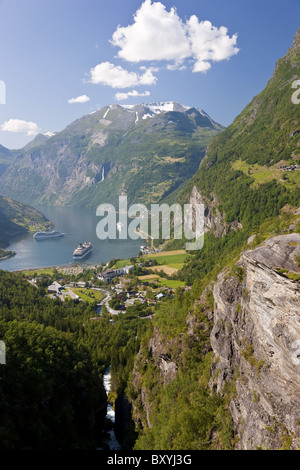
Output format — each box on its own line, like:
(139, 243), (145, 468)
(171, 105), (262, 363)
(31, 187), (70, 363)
(177, 27), (300, 284)
(127, 287), (234, 450)
(124, 28), (300, 450)
(0, 195), (53, 259)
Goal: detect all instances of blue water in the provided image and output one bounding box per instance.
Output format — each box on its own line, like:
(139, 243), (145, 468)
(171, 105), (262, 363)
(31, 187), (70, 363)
(0, 205), (143, 271)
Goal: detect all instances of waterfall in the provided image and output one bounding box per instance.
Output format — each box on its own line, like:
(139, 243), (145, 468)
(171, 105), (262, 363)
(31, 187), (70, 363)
(100, 166), (105, 182)
(103, 366), (121, 450)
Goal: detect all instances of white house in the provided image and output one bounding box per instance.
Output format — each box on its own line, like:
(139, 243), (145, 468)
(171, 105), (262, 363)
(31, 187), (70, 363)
(47, 281), (62, 294)
(97, 265), (134, 281)
(123, 265), (134, 274)
(76, 281), (86, 288)
(156, 292), (166, 300)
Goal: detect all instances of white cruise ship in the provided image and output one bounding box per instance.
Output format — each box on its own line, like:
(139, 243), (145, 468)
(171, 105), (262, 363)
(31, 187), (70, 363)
(73, 242), (92, 260)
(33, 230), (65, 240)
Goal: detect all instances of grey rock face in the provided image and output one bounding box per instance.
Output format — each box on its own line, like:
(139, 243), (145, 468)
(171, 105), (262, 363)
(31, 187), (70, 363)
(210, 233), (300, 449)
(189, 186), (243, 238)
(189, 186), (227, 238)
(149, 329), (179, 385)
(130, 326), (181, 430)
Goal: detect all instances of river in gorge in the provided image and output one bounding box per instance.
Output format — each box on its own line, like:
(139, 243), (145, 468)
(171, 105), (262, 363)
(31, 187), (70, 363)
(103, 366), (121, 450)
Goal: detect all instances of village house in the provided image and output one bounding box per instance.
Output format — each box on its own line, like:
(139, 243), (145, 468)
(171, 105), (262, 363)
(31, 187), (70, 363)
(97, 270), (117, 282)
(123, 265), (135, 274)
(96, 265), (134, 282)
(76, 281), (86, 288)
(47, 281), (63, 295)
(156, 292), (166, 300)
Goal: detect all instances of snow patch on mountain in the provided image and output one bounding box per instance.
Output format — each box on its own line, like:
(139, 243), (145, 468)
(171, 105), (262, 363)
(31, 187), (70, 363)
(146, 101), (176, 113)
(42, 131), (56, 137)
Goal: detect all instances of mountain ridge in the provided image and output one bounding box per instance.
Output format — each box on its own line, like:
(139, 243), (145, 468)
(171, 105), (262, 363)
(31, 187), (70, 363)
(0, 101), (223, 208)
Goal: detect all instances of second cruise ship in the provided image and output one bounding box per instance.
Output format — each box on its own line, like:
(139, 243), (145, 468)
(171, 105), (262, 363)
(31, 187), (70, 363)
(33, 230), (65, 240)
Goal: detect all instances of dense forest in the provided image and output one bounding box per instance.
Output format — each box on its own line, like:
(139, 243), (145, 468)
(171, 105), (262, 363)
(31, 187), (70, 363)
(0, 270), (150, 449)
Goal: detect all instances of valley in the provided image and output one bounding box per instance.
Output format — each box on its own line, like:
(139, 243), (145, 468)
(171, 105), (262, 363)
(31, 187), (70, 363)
(0, 23), (299, 452)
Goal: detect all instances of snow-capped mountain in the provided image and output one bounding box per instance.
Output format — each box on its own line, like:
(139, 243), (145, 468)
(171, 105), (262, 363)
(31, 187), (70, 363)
(0, 101), (224, 208)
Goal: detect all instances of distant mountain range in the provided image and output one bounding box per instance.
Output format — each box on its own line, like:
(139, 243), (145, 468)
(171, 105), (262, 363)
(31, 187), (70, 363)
(0, 102), (223, 208)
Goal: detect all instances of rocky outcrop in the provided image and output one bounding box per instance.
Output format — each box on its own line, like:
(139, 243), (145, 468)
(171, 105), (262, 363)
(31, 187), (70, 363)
(149, 328), (179, 385)
(189, 186), (242, 238)
(130, 326), (182, 431)
(210, 233), (300, 449)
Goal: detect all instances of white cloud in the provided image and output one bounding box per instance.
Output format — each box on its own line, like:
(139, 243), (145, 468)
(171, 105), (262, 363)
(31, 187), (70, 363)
(115, 89), (151, 101)
(90, 61), (157, 88)
(1, 119), (40, 135)
(68, 94), (90, 104)
(110, 0), (239, 73)
(167, 62), (186, 71)
(187, 17), (239, 72)
(111, 0), (190, 63)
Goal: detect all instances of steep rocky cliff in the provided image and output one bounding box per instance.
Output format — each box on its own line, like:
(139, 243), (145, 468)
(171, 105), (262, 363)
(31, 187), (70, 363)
(188, 185), (242, 238)
(128, 231), (300, 450)
(0, 195), (53, 250)
(210, 233), (300, 449)
(130, 325), (181, 431)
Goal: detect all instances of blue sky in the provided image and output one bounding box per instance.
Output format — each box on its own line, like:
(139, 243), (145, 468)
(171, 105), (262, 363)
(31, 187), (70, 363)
(0, 0), (299, 148)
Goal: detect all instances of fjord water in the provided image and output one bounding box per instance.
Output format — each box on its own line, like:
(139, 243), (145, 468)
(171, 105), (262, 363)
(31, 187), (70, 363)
(0, 205), (142, 271)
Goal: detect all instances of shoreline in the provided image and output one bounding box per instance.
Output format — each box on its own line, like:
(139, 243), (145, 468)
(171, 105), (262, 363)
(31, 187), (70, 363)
(0, 253), (16, 261)
(11, 264), (91, 273)
(0, 250), (16, 262)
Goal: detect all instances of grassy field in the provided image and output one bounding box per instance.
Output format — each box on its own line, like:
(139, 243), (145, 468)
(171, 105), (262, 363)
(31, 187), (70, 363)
(18, 267), (61, 277)
(147, 265), (179, 275)
(72, 288), (106, 303)
(157, 278), (186, 288)
(143, 249), (187, 263)
(113, 251), (189, 272)
(232, 159), (300, 190)
(138, 274), (185, 288)
(144, 249), (187, 258)
(141, 249), (189, 274)
(113, 259), (131, 269)
(138, 274), (159, 280)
